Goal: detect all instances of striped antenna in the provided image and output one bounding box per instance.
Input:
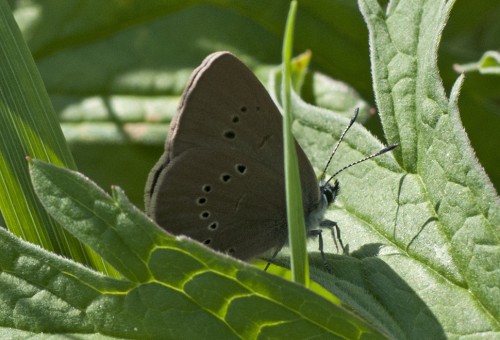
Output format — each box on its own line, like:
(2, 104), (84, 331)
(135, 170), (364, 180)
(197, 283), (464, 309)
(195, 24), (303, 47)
(320, 108), (397, 188)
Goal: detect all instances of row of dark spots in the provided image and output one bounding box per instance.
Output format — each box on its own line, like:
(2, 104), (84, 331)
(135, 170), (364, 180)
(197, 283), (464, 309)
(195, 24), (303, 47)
(198, 105), (256, 254)
(196, 164), (248, 216)
(223, 105), (260, 141)
(196, 163), (248, 251)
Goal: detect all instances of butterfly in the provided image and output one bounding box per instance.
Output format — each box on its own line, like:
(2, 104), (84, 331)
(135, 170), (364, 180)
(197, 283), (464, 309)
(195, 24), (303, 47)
(145, 51), (396, 262)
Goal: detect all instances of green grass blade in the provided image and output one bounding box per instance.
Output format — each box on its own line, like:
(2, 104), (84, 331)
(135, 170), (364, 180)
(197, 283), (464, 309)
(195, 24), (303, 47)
(0, 2), (117, 276)
(282, 1), (309, 286)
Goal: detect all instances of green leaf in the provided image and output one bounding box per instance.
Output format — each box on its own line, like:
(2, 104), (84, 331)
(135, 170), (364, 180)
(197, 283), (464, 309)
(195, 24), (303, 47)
(0, 0), (116, 276)
(0, 159), (386, 338)
(362, 0), (499, 317)
(454, 50), (500, 74)
(0, 328), (117, 339)
(276, 0), (500, 337)
(269, 0), (499, 338)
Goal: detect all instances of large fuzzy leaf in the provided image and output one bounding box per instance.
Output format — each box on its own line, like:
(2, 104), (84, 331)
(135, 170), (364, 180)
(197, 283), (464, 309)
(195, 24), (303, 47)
(0, 159), (384, 338)
(277, 0), (500, 337)
(271, 0), (499, 338)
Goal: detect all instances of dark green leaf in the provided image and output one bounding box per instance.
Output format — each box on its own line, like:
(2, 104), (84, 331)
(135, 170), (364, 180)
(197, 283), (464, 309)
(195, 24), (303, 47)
(0, 159), (386, 338)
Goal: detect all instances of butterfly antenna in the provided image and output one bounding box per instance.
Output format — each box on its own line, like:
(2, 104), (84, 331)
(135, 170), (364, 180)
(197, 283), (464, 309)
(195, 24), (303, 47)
(319, 108), (359, 183)
(323, 143), (398, 187)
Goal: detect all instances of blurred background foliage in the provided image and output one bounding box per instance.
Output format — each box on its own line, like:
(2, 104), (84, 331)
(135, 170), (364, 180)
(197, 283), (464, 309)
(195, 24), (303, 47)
(7, 0), (499, 207)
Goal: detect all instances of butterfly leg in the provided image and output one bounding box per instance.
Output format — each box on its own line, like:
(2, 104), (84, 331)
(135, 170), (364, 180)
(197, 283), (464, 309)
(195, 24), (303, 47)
(320, 219), (347, 254)
(264, 247), (281, 271)
(308, 229), (331, 273)
(264, 223), (344, 272)
(263, 235), (288, 271)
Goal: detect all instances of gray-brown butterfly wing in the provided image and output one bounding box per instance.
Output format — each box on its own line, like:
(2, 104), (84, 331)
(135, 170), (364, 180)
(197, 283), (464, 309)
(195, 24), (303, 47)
(145, 52), (321, 260)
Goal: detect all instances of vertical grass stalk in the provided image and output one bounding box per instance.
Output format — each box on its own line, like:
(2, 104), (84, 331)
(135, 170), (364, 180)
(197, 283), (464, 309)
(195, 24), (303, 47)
(282, 1), (309, 286)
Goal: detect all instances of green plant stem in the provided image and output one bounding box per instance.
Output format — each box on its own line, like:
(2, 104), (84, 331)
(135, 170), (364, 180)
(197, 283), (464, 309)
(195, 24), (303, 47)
(282, 0), (309, 287)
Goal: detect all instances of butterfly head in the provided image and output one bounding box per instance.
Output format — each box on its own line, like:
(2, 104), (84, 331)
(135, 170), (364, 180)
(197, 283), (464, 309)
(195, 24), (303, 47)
(321, 179), (339, 207)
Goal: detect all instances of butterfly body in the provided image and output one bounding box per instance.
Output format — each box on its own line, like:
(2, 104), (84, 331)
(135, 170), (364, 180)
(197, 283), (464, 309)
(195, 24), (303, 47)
(145, 52), (335, 260)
